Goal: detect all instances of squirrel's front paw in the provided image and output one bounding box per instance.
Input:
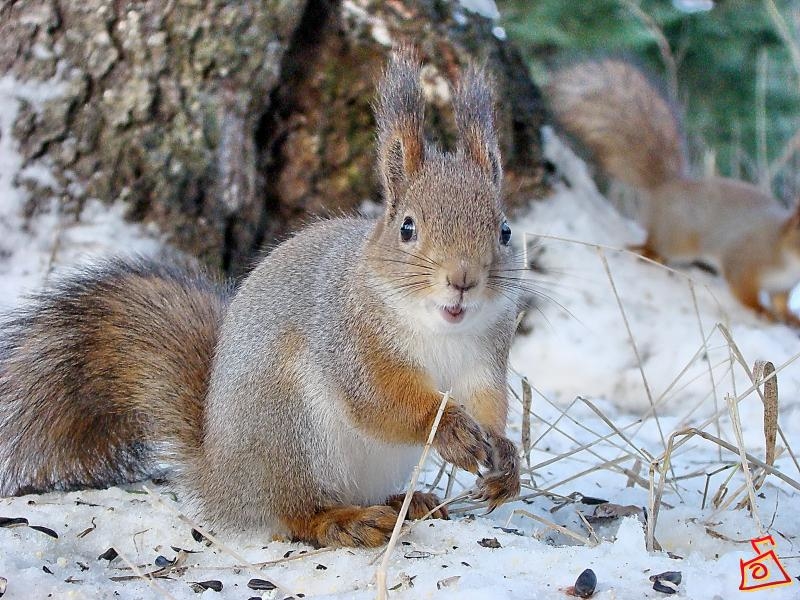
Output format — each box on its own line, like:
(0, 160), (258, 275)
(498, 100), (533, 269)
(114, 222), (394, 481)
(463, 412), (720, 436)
(434, 405), (491, 474)
(473, 434), (520, 511)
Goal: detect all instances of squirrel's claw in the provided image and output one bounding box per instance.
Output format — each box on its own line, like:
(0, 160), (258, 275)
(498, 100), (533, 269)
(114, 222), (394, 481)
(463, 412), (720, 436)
(472, 433), (521, 510)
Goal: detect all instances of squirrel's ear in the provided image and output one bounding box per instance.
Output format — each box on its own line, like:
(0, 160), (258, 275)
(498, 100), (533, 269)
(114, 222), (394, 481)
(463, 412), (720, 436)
(375, 45), (425, 219)
(454, 64), (502, 189)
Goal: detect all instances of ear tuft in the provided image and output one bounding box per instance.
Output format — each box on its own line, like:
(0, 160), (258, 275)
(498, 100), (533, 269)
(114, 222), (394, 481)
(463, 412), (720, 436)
(453, 64), (502, 188)
(374, 45), (425, 217)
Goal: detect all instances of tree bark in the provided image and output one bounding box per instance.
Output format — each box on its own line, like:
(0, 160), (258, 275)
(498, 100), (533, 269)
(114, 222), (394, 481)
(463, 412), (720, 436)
(1, 0), (547, 275)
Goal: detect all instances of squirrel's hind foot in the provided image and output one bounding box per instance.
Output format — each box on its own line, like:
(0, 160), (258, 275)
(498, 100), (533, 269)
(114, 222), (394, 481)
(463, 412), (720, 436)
(283, 505), (399, 548)
(386, 491), (448, 520)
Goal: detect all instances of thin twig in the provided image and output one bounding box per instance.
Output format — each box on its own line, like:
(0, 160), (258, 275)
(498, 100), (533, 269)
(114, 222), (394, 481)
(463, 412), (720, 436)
(596, 248), (668, 454)
(575, 509), (601, 545)
(725, 393), (764, 532)
(689, 282), (722, 461)
(756, 47), (770, 190)
(376, 390), (451, 600)
(508, 509), (595, 546)
(620, 0), (679, 98)
(112, 546), (178, 600)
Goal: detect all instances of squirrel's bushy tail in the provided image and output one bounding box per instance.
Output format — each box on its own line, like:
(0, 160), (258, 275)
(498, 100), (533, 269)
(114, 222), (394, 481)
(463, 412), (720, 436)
(548, 58), (687, 190)
(0, 258), (230, 496)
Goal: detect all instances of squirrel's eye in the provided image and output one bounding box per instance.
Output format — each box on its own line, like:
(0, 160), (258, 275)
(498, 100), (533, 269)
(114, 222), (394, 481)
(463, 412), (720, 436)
(400, 216), (416, 242)
(500, 220), (511, 245)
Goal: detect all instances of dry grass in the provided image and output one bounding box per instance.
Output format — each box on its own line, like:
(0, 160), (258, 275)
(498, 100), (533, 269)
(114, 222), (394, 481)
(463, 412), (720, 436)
(392, 230), (800, 571)
(110, 226), (797, 598)
(44, 228), (797, 598)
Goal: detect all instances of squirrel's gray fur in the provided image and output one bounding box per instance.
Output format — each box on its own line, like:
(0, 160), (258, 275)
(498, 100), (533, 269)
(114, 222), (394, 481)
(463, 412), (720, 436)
(0, 47), (523, 547)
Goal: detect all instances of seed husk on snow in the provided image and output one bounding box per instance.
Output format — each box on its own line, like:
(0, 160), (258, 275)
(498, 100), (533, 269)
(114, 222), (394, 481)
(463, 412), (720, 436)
(579, 496), (609, 505)
(191, 528), (211, 545)
(189, 580), (223, 592)
(572, 568), (597, 598)
(0, 517), (58, 539)
(404, 550), (432, 559)
(650, 571), (681, 595)
(97, 547), (118, 561)
(29, 525), (58, 539)
(247, 578), (277, 591)
(437, 575), (460, 589)
(154, 555), (175, 568)
(493, 526), (524, 536)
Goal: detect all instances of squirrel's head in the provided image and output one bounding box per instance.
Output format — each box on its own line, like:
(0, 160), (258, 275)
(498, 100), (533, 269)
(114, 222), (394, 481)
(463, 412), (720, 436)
(367, 46), (518, 332)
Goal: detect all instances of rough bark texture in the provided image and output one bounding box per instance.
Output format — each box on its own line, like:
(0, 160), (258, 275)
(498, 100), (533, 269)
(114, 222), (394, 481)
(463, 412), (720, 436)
(1, 0), (547, 275)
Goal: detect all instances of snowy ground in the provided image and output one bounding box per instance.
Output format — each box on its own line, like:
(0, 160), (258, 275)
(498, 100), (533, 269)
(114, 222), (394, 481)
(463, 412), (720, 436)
(1, 93), (799, 598)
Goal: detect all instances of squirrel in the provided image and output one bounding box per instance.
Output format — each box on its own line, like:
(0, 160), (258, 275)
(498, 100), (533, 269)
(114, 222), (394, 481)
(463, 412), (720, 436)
(0, 47), (522, 548)
(547, 58), (800, 324)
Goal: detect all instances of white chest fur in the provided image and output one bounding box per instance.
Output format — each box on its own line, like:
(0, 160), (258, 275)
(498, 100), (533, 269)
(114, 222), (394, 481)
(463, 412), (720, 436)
(302, 362), (422, 505)
(412, 330), (495, 408)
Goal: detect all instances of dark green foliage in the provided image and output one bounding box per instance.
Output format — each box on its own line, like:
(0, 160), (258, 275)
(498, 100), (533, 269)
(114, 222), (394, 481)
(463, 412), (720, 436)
(500, 0), (800, 200)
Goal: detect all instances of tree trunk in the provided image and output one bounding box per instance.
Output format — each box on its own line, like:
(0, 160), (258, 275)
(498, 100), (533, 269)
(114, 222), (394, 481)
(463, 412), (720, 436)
(1, 0), (547, 275)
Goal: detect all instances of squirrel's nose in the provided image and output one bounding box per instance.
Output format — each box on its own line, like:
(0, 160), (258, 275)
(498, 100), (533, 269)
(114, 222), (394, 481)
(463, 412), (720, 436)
(446, 270), (477, 293)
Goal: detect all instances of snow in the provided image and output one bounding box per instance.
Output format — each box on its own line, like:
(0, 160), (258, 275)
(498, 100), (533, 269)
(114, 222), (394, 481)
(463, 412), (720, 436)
(1, 118), (799, 598)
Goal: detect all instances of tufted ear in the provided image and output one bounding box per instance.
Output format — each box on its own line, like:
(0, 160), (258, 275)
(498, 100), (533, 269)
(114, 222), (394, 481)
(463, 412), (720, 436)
(453, 64), (502, 190)
(374, 45), (425, 220)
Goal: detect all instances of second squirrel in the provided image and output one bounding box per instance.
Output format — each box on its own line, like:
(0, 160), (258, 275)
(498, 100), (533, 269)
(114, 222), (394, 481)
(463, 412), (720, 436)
(549, 58), (800, 324)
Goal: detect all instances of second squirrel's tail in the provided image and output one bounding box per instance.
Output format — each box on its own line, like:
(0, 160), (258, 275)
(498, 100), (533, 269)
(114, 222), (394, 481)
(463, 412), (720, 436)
(0, 257), (230, 496)
(548, 58), (687, 190)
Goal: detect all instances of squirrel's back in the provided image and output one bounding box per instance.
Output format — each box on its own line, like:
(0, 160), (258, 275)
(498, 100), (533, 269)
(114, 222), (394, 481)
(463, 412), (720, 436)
(548, 58), (687, 190)
(0, 258), (230, 496)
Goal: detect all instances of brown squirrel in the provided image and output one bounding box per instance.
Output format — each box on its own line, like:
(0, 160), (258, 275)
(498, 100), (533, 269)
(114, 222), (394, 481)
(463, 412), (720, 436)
(548, 58), (800, 323)
(0, 48), (522, 548)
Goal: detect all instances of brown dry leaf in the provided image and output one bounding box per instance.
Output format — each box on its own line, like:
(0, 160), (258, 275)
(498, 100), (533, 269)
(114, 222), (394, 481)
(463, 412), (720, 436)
(754, 360), (778, 468)
(522, 377), (533, 470)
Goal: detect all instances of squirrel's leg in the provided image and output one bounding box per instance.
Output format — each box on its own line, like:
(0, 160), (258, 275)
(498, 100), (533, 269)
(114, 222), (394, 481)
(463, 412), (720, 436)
(728, 272), (771, 319)
(281, 505), (399, 548)
(769, 291), (800, 327)
(349, 355), (493, 473)
(469, 388), (521, 511)
(386, 491), (449, 519)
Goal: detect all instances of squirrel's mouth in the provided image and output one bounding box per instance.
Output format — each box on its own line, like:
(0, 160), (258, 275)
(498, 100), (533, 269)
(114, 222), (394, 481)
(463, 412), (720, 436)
(440, 304), (466, 324)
